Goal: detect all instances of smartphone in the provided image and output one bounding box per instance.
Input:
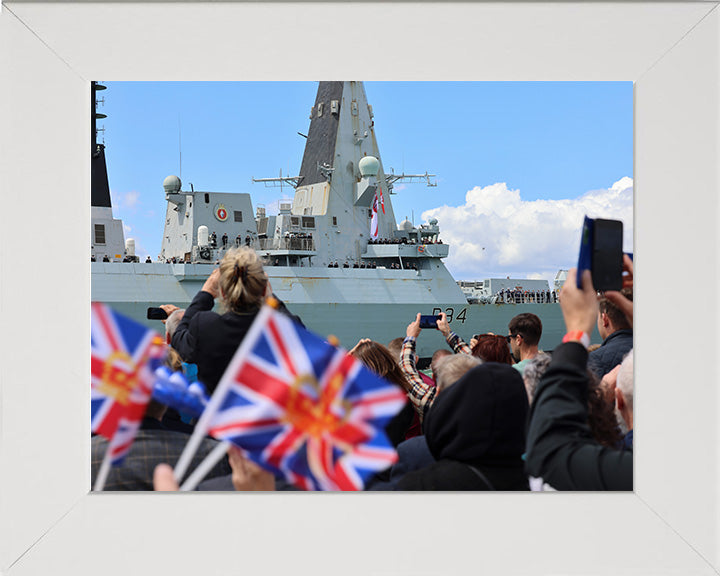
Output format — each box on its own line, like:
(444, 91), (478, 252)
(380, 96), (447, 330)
(577, 216), (623, 291)
(592, 219), (623, 291)
(147, 307), (168, 320)
(419, 314), (441, 329)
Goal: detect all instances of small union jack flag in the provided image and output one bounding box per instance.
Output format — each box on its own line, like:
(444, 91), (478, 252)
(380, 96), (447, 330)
(91, 303), (165, 464)
(196, 303), (407, 491)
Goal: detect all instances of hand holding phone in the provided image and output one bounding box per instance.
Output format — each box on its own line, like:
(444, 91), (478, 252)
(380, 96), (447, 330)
(419, 315), (441, 329)
(147, 307), (169, 320)
(577, 216), (624, 291)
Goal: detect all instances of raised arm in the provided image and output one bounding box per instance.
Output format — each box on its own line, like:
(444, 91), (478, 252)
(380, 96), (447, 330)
(437, 312), (472, 355)
(400, 314), (436, 420)
(524, 268), (632, 490)
(170, 268), (220, 362)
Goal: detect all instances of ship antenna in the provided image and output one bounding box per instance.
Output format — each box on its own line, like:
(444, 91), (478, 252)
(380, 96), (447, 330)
(178, 116), (182, 180)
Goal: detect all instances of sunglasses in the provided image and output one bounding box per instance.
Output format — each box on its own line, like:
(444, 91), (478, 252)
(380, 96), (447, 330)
(506, 334), (520, 342)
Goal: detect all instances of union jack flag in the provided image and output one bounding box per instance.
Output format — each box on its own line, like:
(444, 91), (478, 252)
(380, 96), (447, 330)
(196, 303), (407, 491)
(91, 303), (165, 464)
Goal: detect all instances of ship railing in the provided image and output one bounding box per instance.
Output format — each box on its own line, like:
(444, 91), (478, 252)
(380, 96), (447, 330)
(256, 237), (316, 251)
(492, 291), (559, 304)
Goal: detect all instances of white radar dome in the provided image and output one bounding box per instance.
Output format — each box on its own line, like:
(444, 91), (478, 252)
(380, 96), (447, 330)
(163, 175), (182, 193)
(399, 219), (413, 231)
(198, 225), (209, 247)
(125, 238), (135, 256)
(358, 156), (380, 177)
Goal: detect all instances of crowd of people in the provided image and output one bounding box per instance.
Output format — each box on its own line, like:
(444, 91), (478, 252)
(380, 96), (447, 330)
(493, 288), (559, 304)
(368, 237), (443, 245)
(92, 247), (634, 492)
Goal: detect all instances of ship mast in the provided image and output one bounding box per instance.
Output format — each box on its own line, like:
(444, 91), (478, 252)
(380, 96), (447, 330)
(91, 81), (112, 208)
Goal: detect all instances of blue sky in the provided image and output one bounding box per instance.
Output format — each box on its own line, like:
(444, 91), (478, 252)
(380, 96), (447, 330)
(101, 81), (633, 282)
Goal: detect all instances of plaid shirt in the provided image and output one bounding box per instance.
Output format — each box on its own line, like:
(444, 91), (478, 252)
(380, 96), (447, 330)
(446, 331), (472, 355)
(400, 338), (436, 420)
(91, 421), (231, 491)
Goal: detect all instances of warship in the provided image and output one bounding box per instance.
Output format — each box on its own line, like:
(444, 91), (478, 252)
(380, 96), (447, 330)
(91, 81), (567, 359)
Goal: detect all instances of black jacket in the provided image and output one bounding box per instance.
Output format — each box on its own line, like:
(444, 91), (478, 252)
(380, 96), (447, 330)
(588, 329), (633, 378)
(397, 363), (530, 491)
(171, 291), (259, 394)
(172, 291), (304, 395)
(525, 342), (633, 490)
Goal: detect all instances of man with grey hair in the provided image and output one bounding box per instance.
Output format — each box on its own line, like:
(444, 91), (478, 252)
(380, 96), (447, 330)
(522, 353), (552, 405)
(160, 305), (185, 344)
(434, 353), (481, 393)
(615, 349), (633, 449)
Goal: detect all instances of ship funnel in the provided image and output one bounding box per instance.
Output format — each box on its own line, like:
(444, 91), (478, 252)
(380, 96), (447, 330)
(125, 238), (136, 256)
(198, 225), (209, 247)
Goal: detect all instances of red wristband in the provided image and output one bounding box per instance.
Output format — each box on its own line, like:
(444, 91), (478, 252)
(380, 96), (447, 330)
(563, 330), (590, 348)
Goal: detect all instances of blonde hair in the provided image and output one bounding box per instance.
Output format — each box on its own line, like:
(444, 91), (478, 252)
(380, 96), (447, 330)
(218, 247), (267, 313)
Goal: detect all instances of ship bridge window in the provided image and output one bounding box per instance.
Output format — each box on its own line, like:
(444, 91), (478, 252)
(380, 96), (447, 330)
(94, 224), (106, 245)
(290, 216), (300, 227)
(302, 216), (315, 229)
(234, 211), (243, 222)
(204, 193), (210, 204)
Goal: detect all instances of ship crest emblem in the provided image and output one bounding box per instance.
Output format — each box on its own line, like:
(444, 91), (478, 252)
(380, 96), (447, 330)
(214, 204), (229, 222)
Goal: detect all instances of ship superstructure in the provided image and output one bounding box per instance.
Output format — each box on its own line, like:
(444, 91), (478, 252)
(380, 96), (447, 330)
(91, 81), (568, 358)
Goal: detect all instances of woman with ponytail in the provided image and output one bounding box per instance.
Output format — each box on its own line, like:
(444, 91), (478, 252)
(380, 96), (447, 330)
(169, 247), (272, 394)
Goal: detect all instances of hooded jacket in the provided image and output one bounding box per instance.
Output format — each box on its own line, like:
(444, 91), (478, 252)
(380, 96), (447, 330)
(396, 362), (530, 491)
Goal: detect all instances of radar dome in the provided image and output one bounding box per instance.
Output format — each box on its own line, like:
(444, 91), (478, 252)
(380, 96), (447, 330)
(428, 218), (438, 226)
(163, 175), (182, 193)
(358, 156), (380, 177)
(399, 219), (413, 231)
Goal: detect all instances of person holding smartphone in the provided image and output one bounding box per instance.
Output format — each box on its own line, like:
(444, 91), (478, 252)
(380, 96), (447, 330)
(524, 266), (633, 490)
(168, 247), (270, 395)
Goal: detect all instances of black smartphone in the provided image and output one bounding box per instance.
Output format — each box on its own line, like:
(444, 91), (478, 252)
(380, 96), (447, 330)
(147, 307), (168, 320)
(419, 315), (441, 329)
(592, 218), (624, 291)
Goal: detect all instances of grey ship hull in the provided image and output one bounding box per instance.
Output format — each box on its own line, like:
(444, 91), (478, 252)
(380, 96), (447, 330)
(91, 262), (567, 358)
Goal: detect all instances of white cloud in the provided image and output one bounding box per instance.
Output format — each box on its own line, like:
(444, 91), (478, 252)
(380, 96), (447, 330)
(423, 178), (633, 284)
(110, 189), (142, 213)
(124, 190), (140, 209)
(263, 197), (294, 216)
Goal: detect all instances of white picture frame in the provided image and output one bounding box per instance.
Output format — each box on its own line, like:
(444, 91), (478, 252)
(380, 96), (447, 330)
(1, 2), (718, 574)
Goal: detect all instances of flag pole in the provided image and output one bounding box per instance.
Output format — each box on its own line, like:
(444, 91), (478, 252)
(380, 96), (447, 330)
(179, 441), (231, 491)
(174, 303), (275, 483)
(94, 445), (113, 491)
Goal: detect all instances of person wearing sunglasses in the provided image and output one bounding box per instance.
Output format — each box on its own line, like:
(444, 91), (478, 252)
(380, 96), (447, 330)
(507, 313), (545, 376)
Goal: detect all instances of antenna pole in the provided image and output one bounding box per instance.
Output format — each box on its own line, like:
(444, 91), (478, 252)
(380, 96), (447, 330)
(178, 116), (182, 179)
